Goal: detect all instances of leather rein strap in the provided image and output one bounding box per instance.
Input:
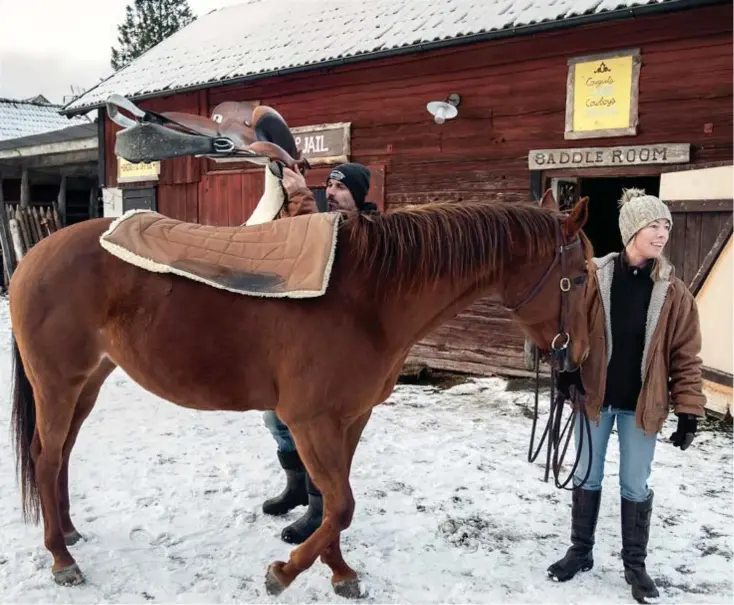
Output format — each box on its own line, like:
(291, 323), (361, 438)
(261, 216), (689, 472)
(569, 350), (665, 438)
(504, 219), (593, 490)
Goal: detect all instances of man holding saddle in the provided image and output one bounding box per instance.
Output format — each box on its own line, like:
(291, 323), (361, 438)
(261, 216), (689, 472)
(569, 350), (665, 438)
(263, 161), (377, 544)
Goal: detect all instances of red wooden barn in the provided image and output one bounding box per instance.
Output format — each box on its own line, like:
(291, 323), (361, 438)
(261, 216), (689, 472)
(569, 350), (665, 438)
(63, 0), (733, 380)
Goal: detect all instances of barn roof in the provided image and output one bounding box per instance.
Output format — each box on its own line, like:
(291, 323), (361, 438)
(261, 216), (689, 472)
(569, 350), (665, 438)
(0, 123), (97, 153)
(63, 0), (703, 115)
(0, 97), (89, 142)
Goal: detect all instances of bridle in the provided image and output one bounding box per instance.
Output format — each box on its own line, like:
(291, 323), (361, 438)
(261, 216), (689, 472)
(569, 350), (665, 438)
(503, 218), (593, 490)
(503, 220), (585, 351)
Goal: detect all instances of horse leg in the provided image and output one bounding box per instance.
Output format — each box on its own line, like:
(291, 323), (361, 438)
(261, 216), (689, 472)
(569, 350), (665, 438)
(265, 416), (355, 595)
(319, 410), (373, 597)
(32, 385), (86, 585)
(58, 359), (116, 545)
(345, 410), (372, 475)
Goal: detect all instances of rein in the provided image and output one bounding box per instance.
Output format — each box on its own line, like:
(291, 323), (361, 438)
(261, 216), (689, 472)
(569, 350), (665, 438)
(504, 220), (593, 490)
(527, 348), (592, 490)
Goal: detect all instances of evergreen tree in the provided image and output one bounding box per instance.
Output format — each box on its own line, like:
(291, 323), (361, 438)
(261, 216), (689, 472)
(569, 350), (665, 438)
(110, 0), (195, 71)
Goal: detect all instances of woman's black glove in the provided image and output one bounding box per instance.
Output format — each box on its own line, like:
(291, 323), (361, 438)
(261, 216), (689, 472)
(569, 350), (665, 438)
(555, 370), (585, 401)
(670, 413), (698, 450)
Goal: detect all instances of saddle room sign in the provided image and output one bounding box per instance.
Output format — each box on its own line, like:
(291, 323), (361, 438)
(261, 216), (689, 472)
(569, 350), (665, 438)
(528, 143), (690, 170)
(565, 48), (641, 140)
(291, 122), (351, 165)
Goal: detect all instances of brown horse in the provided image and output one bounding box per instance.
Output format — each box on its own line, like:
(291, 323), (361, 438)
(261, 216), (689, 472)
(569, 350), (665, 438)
(8, 189), (590, 597)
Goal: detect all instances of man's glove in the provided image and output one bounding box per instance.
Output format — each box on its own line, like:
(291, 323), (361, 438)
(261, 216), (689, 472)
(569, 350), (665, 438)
(670, 413), (698, 450)
(555, 370), (584, 401)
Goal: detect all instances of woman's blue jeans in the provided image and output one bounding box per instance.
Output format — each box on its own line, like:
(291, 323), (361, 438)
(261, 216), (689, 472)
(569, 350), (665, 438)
(263, 410), (297, 453)
(573, 407), (657, 502)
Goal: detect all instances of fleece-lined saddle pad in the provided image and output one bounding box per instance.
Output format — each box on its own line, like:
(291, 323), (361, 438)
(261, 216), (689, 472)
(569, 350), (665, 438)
(99, 209), (339, 298)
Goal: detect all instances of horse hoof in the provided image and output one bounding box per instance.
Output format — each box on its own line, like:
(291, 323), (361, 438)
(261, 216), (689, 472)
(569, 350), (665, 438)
(53, 564), (85, 586)
(265, 562), (288, 596)
(333, 578), (364, 599)
(65, 531), (84, 546)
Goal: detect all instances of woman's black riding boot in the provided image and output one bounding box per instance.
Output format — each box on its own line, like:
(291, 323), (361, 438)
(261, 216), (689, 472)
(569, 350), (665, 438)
(622, 491), (659, 604)
(262, 450), (308, 516)
(281, 475), (323, 544)
(547, 488), (602, 582)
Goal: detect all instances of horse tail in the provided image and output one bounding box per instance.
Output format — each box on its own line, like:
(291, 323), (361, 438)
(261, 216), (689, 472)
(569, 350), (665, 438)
(11, 333), (40, 524)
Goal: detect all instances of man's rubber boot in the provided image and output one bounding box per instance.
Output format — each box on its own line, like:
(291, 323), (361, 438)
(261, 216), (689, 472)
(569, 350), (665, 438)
(281, 475), (323, 544)
(262, 450), (308, 516)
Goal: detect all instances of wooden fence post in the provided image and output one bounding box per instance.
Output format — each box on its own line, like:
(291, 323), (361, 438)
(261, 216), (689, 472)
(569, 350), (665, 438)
(58, 174), (68, 226)
(20, 168), (30, 208)
(88, 187), (97, 219)
(8, 213), (24, 261)
(0, 173), (18, 285)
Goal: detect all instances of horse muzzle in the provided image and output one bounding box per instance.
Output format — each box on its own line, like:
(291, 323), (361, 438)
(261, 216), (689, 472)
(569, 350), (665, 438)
(549, 333), (588, 373)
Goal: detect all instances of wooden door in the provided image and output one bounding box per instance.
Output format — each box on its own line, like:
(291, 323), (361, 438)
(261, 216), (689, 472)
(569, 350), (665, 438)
(198, 170), (265, 226)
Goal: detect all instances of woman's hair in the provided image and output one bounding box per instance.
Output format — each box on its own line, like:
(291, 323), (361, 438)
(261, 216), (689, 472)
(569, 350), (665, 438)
(651, 257), (665, 282)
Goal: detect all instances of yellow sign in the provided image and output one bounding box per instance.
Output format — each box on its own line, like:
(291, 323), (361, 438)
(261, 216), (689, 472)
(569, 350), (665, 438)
(565, 49), (640, 140)
(117, 157), (161, 183)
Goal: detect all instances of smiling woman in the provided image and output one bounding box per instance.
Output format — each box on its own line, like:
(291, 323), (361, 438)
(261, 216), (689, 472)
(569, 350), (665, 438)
(549, 187), (706, 605)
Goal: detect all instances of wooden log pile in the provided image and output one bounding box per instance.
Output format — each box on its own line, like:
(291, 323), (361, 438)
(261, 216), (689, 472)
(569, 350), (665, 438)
(5, 203), (63, 261)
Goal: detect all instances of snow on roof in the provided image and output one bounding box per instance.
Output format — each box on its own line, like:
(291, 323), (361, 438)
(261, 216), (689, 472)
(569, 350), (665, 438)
(0, 97), (89, 143)
(0, 123), (97, 153)
(64, 0), (686, 114)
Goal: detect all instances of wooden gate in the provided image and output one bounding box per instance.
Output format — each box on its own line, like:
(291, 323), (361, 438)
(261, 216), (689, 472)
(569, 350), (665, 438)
(660, 163), (733, 419)
(660, 164), (733, 294)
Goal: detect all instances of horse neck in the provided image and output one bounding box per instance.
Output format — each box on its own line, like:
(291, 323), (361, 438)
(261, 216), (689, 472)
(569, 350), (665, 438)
(339, 204), (557, 353)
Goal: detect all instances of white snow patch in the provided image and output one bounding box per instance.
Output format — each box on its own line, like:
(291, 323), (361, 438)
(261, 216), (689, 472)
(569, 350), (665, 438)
(0, 296), (731, 603)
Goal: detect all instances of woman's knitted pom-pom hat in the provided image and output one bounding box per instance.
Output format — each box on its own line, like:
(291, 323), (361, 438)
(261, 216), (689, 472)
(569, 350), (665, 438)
(618, 187), (673, 245)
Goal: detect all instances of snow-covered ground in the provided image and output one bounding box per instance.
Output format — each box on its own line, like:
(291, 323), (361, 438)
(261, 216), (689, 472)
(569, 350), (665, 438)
(0, 298), (731, 604)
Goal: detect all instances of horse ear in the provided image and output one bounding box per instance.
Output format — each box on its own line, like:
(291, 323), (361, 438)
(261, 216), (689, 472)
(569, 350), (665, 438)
(538, 188), (558, 211)
(563, 196), (589, 238)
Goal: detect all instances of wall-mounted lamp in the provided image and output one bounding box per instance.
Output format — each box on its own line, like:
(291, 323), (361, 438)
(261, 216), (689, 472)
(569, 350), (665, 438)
(426, 93), (461, 124)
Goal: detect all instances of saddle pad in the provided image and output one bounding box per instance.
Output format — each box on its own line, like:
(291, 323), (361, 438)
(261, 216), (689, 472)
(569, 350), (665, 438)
(99, 209), (340, 298)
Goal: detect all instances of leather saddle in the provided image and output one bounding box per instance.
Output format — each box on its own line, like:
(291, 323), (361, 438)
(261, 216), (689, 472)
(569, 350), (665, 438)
(106, 94), (308, 172)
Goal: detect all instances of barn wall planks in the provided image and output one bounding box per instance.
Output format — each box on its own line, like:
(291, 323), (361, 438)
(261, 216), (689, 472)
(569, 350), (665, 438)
(197, 170), (265, 226)
(406, 300), (532, 378)
(157, 183), (199, 223)
(668, 211), (732, 287)
(101, 3), (733, 377)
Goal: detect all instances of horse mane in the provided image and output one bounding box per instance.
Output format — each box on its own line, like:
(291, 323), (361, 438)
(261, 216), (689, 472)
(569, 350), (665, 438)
(341, 201), (563, 294)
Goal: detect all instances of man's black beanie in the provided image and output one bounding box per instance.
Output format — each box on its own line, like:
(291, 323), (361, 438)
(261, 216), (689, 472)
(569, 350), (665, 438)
(327, 163), (371, 208)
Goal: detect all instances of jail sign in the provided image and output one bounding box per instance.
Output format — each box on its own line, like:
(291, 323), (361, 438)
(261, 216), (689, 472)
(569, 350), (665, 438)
(528, 143), (690, 170)
(291, 122), (351, 165)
